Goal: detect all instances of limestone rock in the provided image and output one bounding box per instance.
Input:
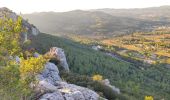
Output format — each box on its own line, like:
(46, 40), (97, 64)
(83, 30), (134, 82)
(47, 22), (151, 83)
(34, 80), (58, 92)
(34, 61), (100, 100)
(36, 80), (100, 100)
(63, 91), (85, 100)
(40, 91), (64, 100)
(57, 82), (99, 100)
(55, 47), (69, 72)
(37, 62), (62, 85)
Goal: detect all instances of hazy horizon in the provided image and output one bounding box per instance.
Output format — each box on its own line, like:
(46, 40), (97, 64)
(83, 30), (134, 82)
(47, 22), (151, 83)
(0, 0), (170, 14)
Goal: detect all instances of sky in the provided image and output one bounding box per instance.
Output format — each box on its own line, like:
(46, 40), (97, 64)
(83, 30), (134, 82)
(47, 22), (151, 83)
(0, 0), (170, 14)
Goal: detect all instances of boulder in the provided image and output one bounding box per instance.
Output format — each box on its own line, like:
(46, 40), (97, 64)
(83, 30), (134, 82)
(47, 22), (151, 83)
(44, 47), (69, 72)
(33, 62), (100, 100)
(55, 47), (69, 72)
(40, 91), (64, 100)
(37, 62), (62, 85)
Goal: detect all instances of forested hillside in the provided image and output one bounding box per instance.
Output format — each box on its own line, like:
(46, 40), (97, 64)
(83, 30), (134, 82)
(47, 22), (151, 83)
(30, 33), (170, 100)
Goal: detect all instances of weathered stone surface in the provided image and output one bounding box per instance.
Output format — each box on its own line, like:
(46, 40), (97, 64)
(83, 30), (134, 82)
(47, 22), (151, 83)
(37, 80), (100, 100)
(57, 82), (99, 100)
(63, 94), (75, 100)
(40, 91), (64, 100)
(34, 62), (100, 100)
(31, 27), (39, 35)
(64, 91), (85, 100)
(37, 62), (61, 85)
(34, 80), (58, 92)
(78, 87), (99, 100)
(55, 47), (69, 72)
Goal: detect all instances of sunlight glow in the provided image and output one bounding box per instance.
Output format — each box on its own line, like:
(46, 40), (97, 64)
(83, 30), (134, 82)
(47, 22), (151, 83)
(0, 0), (170, 14)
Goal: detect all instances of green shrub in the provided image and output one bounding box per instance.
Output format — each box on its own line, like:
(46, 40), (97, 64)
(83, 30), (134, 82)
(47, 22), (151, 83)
(60, 71), (127, 100)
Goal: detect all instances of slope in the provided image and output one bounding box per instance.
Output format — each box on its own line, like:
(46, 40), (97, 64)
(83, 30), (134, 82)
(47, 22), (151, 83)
(31, 33), (170, 100)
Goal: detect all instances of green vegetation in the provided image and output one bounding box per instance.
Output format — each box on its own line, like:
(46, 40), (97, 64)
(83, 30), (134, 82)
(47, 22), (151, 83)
(0, 16), (23, 64)
(0, 16), (32, 99)
(101, 31), (170, 65)
(60, 71), (127, 100)
(0, 16), (48, 100)
(1, 6), (170, 100)
(66, 29), (170, 65)
(31, 33), (170, 100)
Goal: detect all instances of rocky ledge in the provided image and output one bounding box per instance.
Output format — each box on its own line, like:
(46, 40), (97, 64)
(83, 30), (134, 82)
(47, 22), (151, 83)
(30, 47), (106, 100)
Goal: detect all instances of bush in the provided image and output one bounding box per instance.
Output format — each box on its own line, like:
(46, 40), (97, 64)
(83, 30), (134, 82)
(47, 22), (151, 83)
(0, 16), (47, 100)
(60, 71), (127, 100)
(92, 74), (103, 81)
(0, 64), (33, 99)
(20, 56), (48, 80)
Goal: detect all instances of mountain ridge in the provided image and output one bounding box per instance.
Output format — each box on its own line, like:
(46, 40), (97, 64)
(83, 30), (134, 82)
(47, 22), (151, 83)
(22, 6), (170, 37)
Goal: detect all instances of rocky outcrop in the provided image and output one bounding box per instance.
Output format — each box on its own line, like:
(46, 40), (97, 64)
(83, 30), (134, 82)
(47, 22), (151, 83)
(31, 47), (102, 100)
(33, 63), (100, 100)
(54, 47), (69, 72)
(42, 47), (69, 72)
(0, 7), (40, 41)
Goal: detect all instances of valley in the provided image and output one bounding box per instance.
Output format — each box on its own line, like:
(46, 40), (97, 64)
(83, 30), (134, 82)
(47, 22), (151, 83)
(0, 5), (170, 100)
(63, 28), (170, 66)
(22, 6), (170, 37)
(21, 6), (170, 99)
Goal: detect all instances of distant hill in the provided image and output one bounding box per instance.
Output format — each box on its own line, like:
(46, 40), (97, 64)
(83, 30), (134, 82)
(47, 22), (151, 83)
(22, 6), (170, 37)
(94, 6), (170, 21)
